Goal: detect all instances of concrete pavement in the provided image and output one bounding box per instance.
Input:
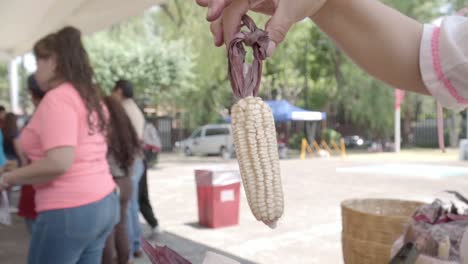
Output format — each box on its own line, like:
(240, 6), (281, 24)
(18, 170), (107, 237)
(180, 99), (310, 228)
(2, 150), (467, 264)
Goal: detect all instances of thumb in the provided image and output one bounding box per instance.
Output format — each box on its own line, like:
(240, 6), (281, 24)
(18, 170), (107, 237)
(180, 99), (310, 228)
(265, 7), (294, 56)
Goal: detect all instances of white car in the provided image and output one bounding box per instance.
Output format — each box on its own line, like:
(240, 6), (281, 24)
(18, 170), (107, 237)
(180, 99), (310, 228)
(177, 124), (235, 159)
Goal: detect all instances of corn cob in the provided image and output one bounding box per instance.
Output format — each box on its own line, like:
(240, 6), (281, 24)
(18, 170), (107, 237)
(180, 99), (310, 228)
(231, 96), (284, 228)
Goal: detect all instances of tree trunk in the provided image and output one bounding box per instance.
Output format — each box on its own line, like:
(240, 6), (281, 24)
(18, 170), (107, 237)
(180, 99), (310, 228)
(332, 47), (346, 91)
(402, 101), (412, 146)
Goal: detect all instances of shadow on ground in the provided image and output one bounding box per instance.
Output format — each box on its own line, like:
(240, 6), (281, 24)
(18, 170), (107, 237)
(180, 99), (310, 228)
(183, 222), (211, 230)
(1, 214), (257, 264)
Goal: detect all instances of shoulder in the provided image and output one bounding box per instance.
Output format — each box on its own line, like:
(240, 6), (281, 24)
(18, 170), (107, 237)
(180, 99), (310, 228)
(40, 83), (81, 109)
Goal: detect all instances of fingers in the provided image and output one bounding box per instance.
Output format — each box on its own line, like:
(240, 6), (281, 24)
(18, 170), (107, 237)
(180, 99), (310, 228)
(221, 0), (250, 45)
(196, 0), (210, 7)
(210, 18), (224, 46)
(265, 6), (293, 55)
(199, 0), (287, 55)
(207, 0), (234, 21)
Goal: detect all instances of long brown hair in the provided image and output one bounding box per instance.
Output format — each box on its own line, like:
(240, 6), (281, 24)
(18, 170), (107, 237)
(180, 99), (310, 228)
(2, 113), (17, 141)
(103, 96), (141, 175)
(33, 26), (106, 133)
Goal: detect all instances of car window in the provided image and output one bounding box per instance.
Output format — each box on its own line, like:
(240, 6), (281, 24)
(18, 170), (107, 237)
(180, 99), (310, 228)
(205, 128), (229, 137)
(191, 128), (202, 138)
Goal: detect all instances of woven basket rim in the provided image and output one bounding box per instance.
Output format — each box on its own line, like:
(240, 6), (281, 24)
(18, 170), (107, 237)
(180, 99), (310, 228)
(341, 198), (425, 218)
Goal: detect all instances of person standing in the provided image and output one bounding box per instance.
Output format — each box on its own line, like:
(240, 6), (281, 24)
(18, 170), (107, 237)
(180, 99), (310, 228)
(112, 79), (146, 258)
(0, 26), (118, 264)
(102, 96), (141, 264)
(141, 122), (162, 236)
(3, 113), (26, 166)
(0, 105), (6, 129)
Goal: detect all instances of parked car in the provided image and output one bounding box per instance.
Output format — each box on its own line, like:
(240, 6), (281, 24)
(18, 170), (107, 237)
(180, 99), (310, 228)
(344, 135), (366, 149)
(176, 124), (234, 159)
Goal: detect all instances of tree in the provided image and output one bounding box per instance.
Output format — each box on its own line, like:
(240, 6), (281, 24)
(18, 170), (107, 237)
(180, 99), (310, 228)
(0, 63), (11, 108)
(152, 1), (234, 127)
(84, 14), (196, 112)
(86, 0), (468, 139)
(263, 21), (337, 111)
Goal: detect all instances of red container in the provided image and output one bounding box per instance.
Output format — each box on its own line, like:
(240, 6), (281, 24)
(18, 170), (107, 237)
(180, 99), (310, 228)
(195, 169), (241, 228)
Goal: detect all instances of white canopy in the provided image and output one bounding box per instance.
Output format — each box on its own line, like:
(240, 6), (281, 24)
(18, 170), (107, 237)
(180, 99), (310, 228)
(0, 0), (165, 113)
(0, 0), (164, 60)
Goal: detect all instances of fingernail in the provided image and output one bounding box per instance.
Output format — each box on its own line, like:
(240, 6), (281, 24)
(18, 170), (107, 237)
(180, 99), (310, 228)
(266, 41), (276, 57)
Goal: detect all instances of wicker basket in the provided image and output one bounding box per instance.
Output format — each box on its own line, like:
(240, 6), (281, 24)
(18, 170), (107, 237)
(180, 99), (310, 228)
(341, 199), (425, 264)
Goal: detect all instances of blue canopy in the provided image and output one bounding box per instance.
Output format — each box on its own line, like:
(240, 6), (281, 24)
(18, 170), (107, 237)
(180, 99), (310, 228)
(225, 100), (326, 123)
(266, 100), (326, 122)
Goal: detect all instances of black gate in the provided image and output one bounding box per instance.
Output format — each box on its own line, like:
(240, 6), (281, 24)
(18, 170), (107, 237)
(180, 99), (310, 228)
(156, 117), (173, 152)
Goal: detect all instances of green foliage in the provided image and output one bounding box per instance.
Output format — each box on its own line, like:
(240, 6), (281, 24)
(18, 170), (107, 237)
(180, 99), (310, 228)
(338, 62), (394, 138)
(152, 1), (234, 128)
(288, 132), (304, 150)
(321, 129), (342, 143)
(79, 0), (467, 138)
(0, 63), (8, 104)
(84, 14), (196, 110)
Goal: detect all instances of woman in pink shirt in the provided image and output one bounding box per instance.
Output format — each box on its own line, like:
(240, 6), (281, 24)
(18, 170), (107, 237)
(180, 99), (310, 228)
(0, 27), (118, 264)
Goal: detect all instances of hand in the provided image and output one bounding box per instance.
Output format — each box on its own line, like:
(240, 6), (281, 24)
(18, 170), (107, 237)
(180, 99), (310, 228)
(195, 0), (328, 54)
(0, 174), (10, 192)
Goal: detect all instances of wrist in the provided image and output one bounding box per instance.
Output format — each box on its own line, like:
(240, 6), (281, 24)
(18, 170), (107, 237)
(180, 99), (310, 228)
(0, 176), (8, 189)
(1, 173), (13, 187)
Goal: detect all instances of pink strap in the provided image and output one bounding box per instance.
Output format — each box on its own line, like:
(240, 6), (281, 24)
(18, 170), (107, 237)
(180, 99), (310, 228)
(228, 15), (269, 98)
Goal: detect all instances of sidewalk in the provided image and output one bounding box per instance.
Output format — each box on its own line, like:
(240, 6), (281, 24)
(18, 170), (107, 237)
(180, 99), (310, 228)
(2, 149), (467, 263)
(0, 214), (29, 264)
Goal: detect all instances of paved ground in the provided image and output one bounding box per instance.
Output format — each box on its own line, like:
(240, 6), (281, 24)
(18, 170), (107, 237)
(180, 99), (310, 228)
(2, 149), (468, 264)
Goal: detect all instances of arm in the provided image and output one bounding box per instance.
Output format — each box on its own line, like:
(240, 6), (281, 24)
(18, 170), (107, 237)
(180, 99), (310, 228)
(3, 146), (75, 186)
(311, 0), (427, 94)
(14, 138), (28, 166)
(197, 0), (429, 94)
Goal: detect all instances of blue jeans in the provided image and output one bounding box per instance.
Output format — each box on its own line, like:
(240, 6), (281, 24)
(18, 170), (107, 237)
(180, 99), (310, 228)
(28, 192), (119, 264)
(127, 158), (144, 257)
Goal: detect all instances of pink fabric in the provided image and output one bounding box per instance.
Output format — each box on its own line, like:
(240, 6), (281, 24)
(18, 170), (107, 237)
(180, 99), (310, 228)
(20, 83), (115, 212)
(431, 27), (468, 104)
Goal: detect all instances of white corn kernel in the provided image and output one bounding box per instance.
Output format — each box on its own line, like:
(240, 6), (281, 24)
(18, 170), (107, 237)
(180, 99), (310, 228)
(231, 96), (284, 228)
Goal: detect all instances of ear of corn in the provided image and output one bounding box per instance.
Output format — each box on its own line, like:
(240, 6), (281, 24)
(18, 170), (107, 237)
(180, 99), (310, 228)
(231, 96), (284, 228)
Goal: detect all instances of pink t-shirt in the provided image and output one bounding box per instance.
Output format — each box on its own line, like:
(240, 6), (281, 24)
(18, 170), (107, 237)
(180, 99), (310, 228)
(20, 83), (115, 212)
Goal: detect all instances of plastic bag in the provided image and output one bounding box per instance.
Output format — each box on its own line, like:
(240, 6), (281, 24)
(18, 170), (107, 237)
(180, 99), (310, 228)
(391, 237), (457, 264)
(0, 191), (11, 225)
(391, 193), (468, 262)
(405, 197), (468, 261)
(141, 238), (191, 264)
